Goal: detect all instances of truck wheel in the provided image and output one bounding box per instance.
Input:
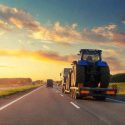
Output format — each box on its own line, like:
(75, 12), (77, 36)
(100, 66), (110, 88)
(70, 89), (73, 98)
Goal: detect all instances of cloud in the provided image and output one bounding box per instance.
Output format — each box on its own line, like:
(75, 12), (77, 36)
(0, 19), (10, 31)
(104, 57), (125, 73)
(0, 4), (41, 31)
(0, 49), (77, 63)
(31, 22), (81, 44)
(0, 49), (124, 73)
(122, 21), (125, 24)
(91, 24), (117, 39)
(0, 4), (125, 48)
(102, 49), (125, 73)
(0, 4), (81, 44)
(112, 32), (125, 46)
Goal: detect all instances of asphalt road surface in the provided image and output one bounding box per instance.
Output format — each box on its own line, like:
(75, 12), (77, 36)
(0, 85), (125, 125)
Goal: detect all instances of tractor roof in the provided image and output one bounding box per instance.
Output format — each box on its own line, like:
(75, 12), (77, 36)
(80, 49), (102, 55)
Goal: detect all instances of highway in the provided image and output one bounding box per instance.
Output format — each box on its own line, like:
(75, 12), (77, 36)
(0, 85), (125, 125)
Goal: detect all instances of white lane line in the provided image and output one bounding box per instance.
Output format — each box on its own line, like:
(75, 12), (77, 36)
(60, 94), (64, 97)
(107, 98), (125, 104)
(70, 102), (80, 109)
(0, 86), (42, 111)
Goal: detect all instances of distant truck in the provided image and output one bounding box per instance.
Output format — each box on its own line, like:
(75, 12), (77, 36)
(46, 79), (53, 88)
(61, 49), (117, 100)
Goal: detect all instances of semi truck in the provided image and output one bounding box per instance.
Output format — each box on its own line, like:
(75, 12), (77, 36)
(62, 49), (117, 100)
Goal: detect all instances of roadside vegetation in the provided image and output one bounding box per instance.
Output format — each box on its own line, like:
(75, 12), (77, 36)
(110, 73), (125, 83)
(109, 73), (125, 95)
(0, 84), (42, 97)
(109, 82), (125, 95)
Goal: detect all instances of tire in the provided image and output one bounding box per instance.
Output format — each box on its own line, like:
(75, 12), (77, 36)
(66, 72), (71, 90)
(100, 66), (110, 88)
(76, 65), (85, 85)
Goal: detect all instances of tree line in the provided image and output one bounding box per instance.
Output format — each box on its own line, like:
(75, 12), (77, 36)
(110, 73), (125, 83)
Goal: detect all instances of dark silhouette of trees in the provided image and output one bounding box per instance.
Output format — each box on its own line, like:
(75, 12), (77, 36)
(110, 73), (125, 83)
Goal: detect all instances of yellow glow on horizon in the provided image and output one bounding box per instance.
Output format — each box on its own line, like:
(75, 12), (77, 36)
(0, 56), (70, 80)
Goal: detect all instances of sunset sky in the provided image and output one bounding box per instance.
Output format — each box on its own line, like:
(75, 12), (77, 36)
(0, 0), (125, 80)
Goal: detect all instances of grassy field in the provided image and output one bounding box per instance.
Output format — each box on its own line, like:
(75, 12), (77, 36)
(110, 82), (125, 95)
(0, 84), (42, 97)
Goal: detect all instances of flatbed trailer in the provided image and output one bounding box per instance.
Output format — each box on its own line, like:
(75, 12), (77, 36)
(61, 49), (118, 100)
(68, 85), (118, 100)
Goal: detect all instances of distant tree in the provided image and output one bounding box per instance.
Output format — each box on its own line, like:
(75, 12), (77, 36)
(110, 73), (125, 83)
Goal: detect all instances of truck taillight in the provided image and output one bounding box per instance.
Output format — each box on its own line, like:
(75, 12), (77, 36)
(81, 90), (89, 94)
(106, 91), (115, 95)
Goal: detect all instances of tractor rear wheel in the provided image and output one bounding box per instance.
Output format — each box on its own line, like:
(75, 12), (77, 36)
(76, 65), (85, 84)
(71, 65), (85, 87)
(100, 66), (110, 88)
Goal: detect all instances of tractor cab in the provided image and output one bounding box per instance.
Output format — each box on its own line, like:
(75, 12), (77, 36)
(79, 49), (102, 62)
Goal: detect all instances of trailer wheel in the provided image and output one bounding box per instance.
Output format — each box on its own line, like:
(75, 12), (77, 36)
(100, 66), (110, 88)
(70, 89), (73, 98)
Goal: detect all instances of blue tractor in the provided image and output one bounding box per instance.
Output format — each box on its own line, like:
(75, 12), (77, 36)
(75, 49), (110, 88)
(64, 49), (117, 100)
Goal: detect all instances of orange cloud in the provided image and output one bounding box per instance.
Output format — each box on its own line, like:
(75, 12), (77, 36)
(9, 17), (24, 29)
(0, 4), (125, 48)
(0, 49), (77, 63)
(91, 24), (117, 38)
(104, 57), (125, 74)
(0, 20), (10, 31)
(31, 22), (81, 44)
(112, 32), (125, 46)
(0, 49), (124, 74)
(0, 4), (40, 31)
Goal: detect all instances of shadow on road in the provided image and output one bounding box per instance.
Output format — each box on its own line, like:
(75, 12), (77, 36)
(75, 95), (125, 104)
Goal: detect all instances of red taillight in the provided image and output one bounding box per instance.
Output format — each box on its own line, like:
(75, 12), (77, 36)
(81, 90), (89, 94)
(106, 91), (115, 95)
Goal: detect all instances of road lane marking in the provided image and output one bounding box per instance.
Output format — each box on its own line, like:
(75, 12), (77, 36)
(0, 86), (43, 111)
(60, 94), (64, 97)
(107, 98), (125, 104)
(70, 102), (80, 109)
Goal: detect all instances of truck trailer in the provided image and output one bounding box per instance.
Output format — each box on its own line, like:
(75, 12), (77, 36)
(60, 68), (71, 93)
(62, 49), (117, 100)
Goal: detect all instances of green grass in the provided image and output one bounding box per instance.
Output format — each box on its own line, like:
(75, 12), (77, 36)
(110, 82), (125, 95)
(0, 84), (42, 97)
